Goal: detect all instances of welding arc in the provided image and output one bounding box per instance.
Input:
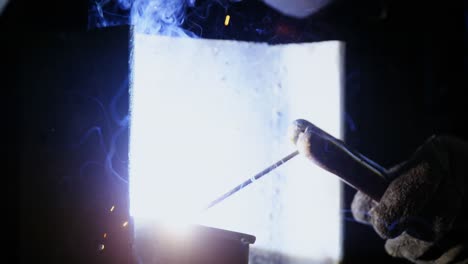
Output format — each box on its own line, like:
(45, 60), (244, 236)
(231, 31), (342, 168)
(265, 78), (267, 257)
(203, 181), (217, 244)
(203, 150), (299, 210)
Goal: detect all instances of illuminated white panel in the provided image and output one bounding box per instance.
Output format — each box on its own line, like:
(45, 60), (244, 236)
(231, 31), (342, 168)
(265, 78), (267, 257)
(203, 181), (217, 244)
(130, 34), (343, 262)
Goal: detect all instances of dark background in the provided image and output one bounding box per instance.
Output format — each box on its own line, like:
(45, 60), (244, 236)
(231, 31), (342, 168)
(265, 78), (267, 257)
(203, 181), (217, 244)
(4, 0), (468, 263)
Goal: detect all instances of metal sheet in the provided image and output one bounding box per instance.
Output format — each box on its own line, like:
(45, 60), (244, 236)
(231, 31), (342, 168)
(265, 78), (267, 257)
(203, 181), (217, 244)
(130, 34), (343, 261)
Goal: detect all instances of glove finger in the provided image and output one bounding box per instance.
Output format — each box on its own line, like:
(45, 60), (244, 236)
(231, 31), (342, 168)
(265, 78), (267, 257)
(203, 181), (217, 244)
(411, 171), (463, 241)
(371, 162), (439, 238)
(434, 244), (468, 264)
(384, 232), (433, 261)
(351, 191), (377, 224)
(371, 138), (446, 239)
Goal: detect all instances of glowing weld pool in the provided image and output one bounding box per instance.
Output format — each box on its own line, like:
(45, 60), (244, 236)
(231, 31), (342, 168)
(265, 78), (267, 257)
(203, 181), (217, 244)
(130, 34), (343, 262)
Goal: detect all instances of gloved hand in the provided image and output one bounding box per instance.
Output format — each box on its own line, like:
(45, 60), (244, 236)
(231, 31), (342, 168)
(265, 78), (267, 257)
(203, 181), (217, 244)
(289, 119), (468, 264)
(349, 135), (468, 263)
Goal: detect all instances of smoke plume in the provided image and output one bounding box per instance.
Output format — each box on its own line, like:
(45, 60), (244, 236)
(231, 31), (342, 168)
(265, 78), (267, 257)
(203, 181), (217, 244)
(91, 0), (196, 36)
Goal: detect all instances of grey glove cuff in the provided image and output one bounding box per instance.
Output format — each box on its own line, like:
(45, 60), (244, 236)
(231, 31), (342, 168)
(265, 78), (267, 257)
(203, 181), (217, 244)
(385, 233), (468, 264)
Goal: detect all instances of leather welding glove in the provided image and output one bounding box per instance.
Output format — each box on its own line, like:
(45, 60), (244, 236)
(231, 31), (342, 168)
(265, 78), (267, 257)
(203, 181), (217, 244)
(350, 135), (468, 264)
(289, 119), (468, 264)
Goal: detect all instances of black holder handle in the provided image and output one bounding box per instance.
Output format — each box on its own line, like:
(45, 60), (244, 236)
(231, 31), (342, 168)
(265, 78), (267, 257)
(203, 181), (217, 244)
(301, 121), (389, 202)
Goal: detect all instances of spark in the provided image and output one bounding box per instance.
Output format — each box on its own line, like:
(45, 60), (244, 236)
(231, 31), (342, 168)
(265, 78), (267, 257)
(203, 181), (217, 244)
(224, 15), (230, 26)
(98, 244), (105, 251)
(110, 205), (115, 212)
(122, 221), (129, 227)
(103, 233), (107, 238)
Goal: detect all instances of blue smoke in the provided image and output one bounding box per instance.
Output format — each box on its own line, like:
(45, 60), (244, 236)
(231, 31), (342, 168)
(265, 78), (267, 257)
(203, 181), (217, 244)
(89, 0), (197, 37)
(86, 0), (200, 186)
(105, 78), (130, 184)
(70, 79), (130, 184)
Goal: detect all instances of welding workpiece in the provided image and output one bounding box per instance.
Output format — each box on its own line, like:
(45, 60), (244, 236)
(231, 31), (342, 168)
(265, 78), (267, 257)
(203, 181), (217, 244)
(205, 119), (390, 210)
(291, 119), (390, 202)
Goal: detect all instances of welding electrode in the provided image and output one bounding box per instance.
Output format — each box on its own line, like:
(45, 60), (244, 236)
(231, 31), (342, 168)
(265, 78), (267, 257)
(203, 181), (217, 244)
(203, 151), (299, 210)
(205, 122), (390, 210)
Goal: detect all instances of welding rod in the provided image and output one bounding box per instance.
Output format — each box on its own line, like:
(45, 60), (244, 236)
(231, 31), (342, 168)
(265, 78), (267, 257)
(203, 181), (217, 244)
(203, 150), (300, 210)
(204, 121), (392, 210)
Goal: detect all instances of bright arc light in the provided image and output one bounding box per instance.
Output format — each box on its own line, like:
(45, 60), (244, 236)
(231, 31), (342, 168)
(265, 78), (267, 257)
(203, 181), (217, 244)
(130, 34), (343, 261)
